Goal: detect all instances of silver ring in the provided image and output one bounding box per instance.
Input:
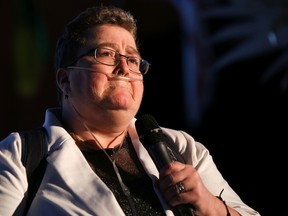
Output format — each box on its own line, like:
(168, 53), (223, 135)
(176, 182), (185, 194)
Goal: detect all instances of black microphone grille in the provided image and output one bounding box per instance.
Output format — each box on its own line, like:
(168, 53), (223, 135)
(135, 114), (160, 133)
(135, 114), (163, 143)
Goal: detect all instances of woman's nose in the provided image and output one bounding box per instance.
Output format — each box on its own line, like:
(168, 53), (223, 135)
(114, 56), (130, 75)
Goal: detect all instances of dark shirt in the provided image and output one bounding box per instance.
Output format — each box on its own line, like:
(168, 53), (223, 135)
(79, 136), (166, 216)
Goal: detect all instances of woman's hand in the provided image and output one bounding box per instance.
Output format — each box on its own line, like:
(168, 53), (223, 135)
(157, 161), (240, 216)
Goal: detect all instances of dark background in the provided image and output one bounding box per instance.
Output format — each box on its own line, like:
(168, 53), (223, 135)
(1, 0), (287, 215)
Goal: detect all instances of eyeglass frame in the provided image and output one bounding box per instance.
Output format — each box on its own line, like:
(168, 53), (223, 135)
(66, 47), (151, 75)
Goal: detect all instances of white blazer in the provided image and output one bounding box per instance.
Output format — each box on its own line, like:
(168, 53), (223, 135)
(0, 108), (260, 216)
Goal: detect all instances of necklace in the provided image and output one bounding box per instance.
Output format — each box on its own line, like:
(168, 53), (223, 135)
(69, 103), (137, 215)
(82, 124), (136, 215)
(71, 127), (136, 214)
(70, 129), (127, 154)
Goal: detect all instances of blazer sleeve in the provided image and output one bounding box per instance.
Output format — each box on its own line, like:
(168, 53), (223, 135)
(0, 132), (28, 216)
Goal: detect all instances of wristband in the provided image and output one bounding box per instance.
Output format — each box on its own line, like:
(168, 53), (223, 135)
(216, 189), (231, 216)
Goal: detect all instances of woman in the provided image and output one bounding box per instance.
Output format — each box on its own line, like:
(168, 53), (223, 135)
(0, 5), (260, 216)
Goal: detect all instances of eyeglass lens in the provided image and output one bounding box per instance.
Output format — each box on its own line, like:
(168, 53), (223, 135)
(95, 48), (149, 74)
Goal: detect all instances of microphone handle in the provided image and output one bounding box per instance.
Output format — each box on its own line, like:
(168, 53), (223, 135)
(146, 140), (173, 170)
(145, 141), (196, 216)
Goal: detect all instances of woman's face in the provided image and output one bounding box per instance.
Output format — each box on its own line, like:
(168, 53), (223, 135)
(60, 24), (144, 120)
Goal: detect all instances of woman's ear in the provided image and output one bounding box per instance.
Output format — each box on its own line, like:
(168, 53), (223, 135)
(56, 68), (70, 94)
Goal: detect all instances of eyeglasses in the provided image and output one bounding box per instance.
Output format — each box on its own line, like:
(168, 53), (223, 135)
(68, 47), (151, 75)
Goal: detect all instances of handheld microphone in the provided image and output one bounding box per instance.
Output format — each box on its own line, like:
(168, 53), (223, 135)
(135, 114), (195, 216)
(135, 114), (172, 170)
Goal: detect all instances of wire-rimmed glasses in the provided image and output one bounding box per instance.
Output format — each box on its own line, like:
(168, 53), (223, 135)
(67, 47), (150, 75)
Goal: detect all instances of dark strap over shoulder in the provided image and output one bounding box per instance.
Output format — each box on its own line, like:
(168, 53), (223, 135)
(20, 127), (48, 175)
(19, 127), (48, 215)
